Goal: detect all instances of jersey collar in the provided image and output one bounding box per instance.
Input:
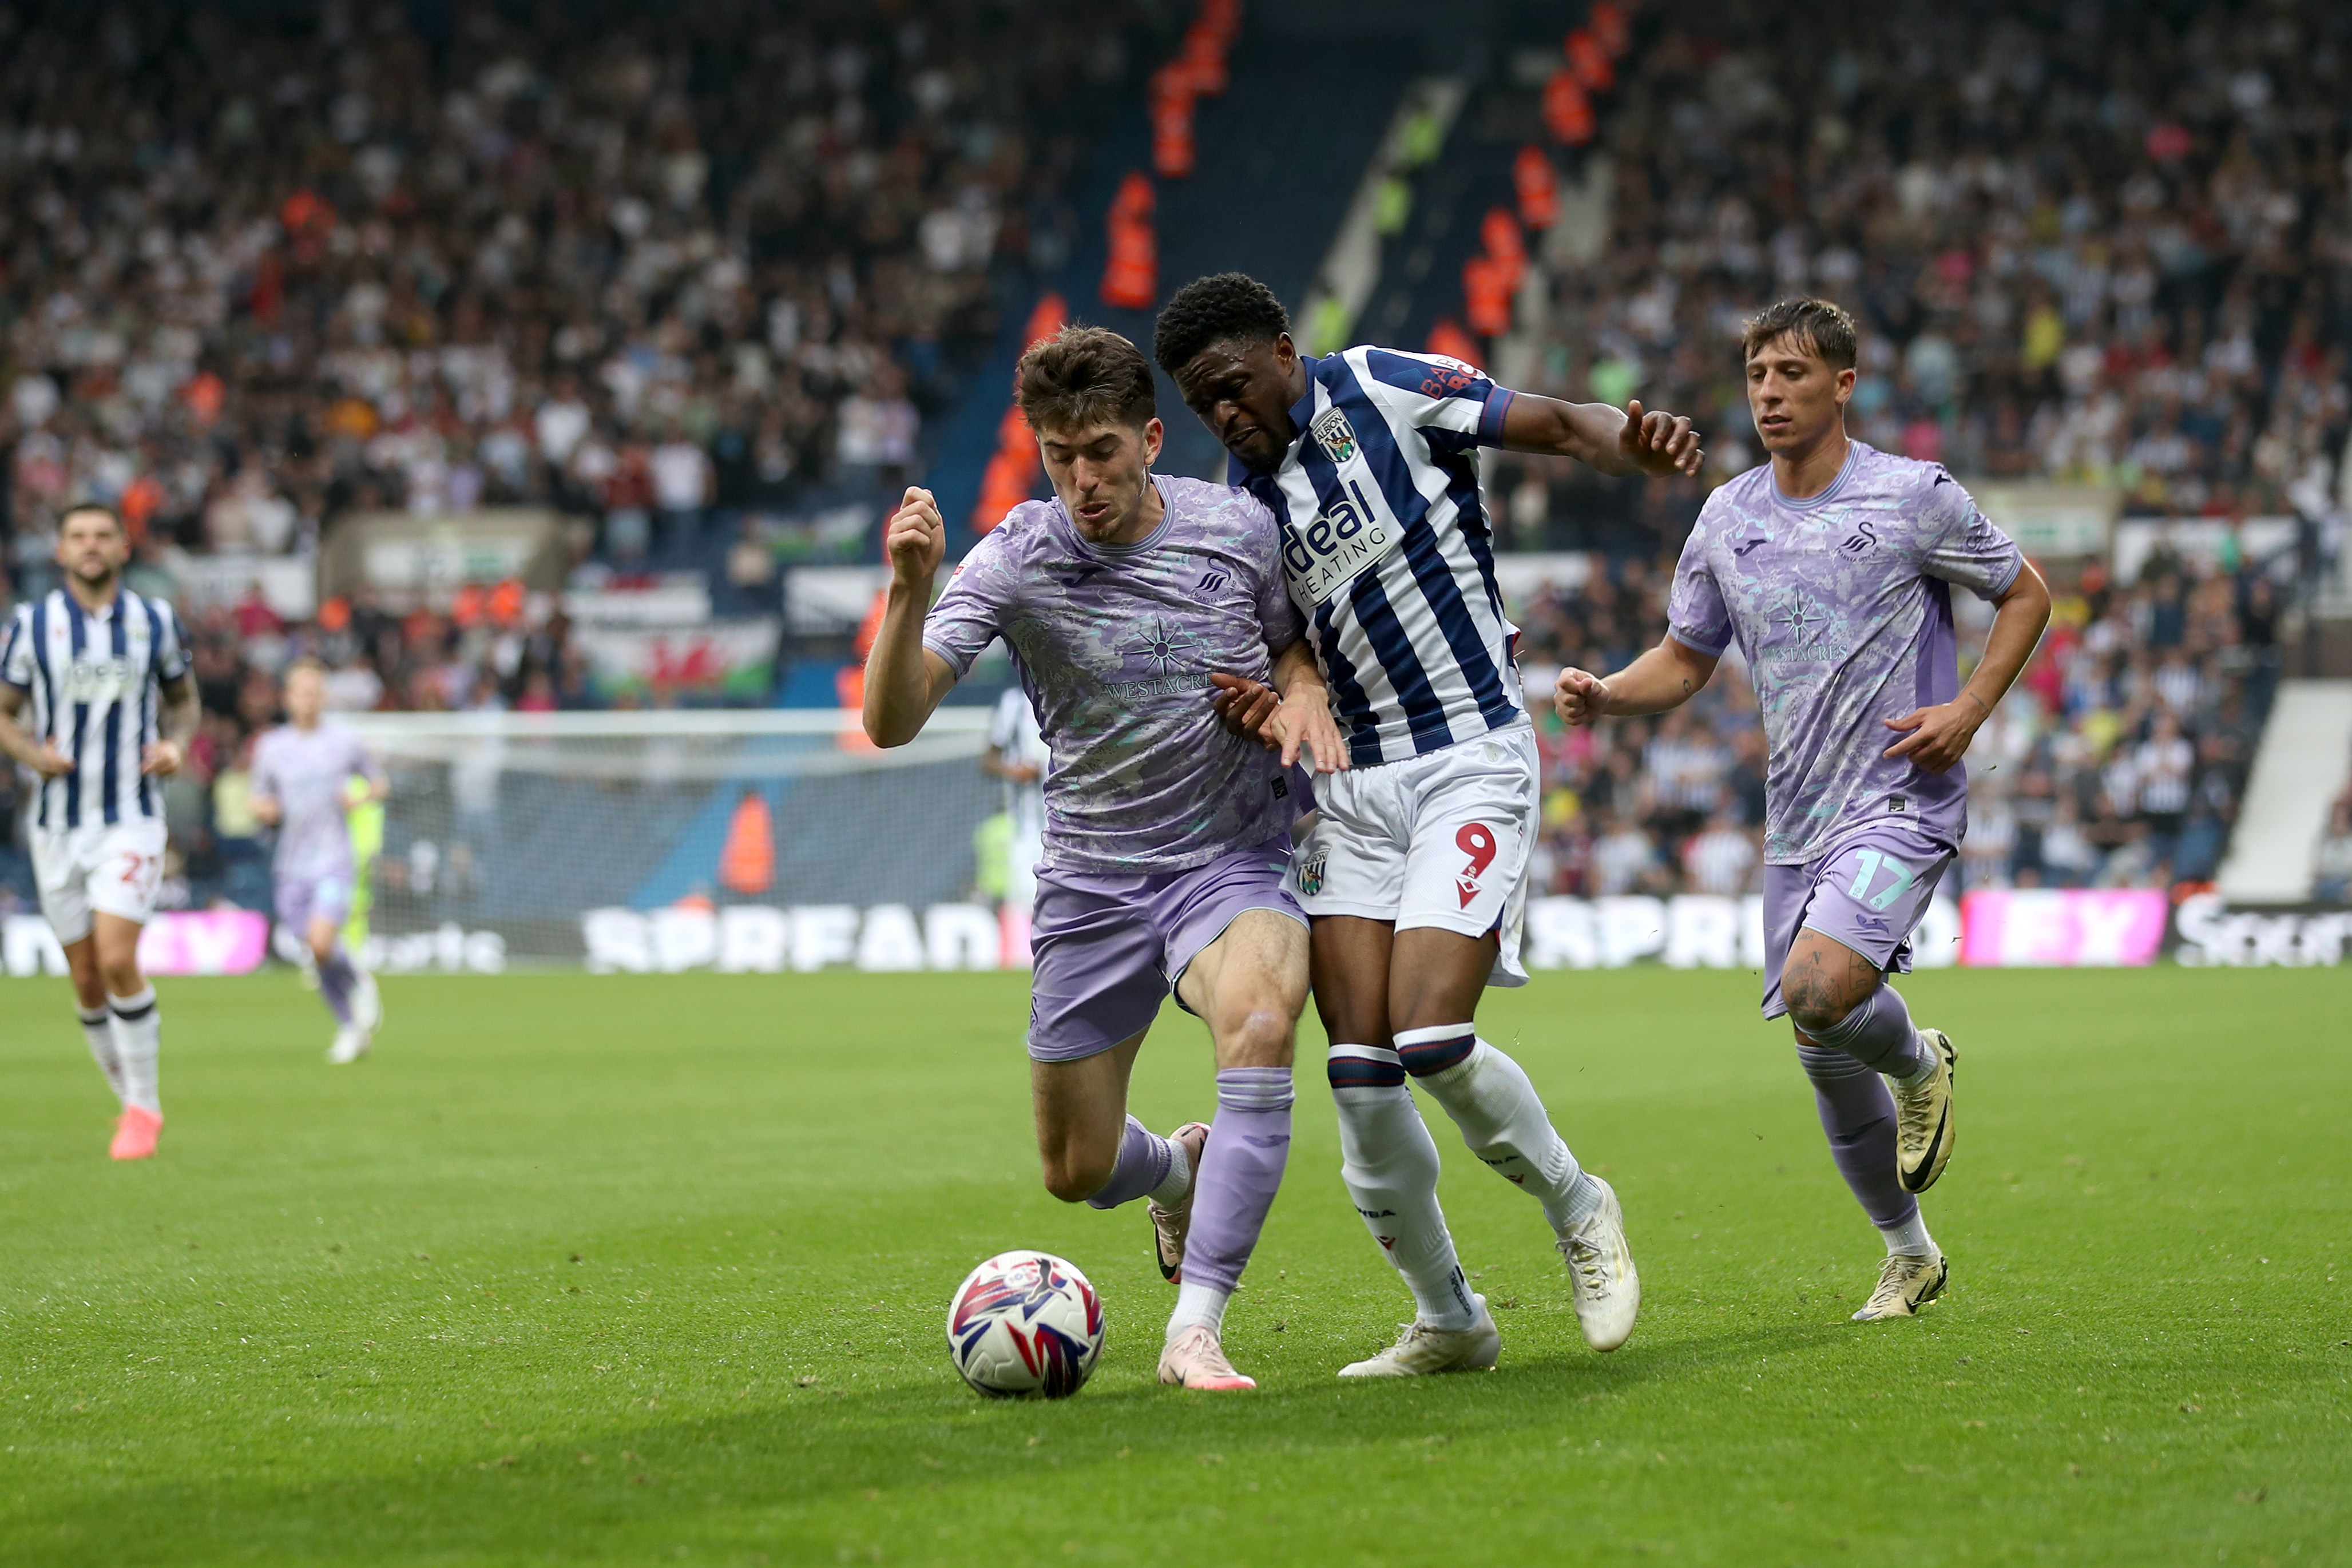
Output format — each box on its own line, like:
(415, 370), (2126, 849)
(1769, 438), (1865, 511)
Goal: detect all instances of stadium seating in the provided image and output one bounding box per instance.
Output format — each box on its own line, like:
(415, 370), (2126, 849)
(2, 1), (2346, 920)
(1509, 541), (2282, 900)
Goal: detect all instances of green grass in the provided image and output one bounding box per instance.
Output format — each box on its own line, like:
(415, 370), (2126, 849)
(1, 966), (2347, 1567)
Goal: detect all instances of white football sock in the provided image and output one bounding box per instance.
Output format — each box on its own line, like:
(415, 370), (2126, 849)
(1877, 1210), (1935, 1257)
(1331, 1071), (1477, 1331)
(1412, 1034), (1592, 1234)
(107, 987), (161, 1115)
(1148, 1140), (1192, 1208)
(79, 1006), (125, 1105)
(1167, 1280), (1231, 1339)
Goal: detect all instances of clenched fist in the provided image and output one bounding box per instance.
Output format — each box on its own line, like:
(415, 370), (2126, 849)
(1552, 666), (1611, 727)
(885, 486), (946, 590)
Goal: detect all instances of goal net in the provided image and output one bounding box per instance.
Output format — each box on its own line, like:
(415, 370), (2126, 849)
(338, 709), (1015, 974)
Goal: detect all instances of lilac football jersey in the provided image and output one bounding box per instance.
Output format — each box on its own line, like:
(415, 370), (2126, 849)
(249, 723), (383, 882)
(1667, 441), (2022, 866)
(923, 474), (1306, 874)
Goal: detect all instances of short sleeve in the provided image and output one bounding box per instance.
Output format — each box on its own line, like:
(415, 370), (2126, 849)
(0, 610), (30, 690)
(248, 735), (280, 801)
(351, 733), (388, 789)
(1240, 495), (1306, 654)
(1665, 513), (1733, 657)
(149, 599), (193, 684)
(1350, 348), (1516, 456)
(921, 525), (1020, 678)
(1906, 468), (2022, 601)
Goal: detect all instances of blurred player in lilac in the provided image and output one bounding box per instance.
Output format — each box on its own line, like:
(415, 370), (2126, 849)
(251, 657), (387, 1063)
(862, 325), (1346, 1390)
(1554, 298), (2051, 1320)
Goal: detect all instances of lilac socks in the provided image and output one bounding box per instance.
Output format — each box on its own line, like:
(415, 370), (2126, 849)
(318, 950), (359, 1026)
(1796, 1042), (1920, 1236)
(1168, 1066), (1294, 1336)
(1085, 1115), (1179, 1210)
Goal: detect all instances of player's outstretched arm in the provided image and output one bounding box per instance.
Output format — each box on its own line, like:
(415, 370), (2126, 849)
(0, 685), (72, 777)
(1553, 635), (1719, 726)
(1883, 558), (2053, 773)
(1500, 393), (1704, 479)
(863, 487), (959, 748)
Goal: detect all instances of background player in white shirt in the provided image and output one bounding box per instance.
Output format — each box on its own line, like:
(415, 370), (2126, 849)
(0, 503), (199, 1160)
(982, 684), (1049, 912)
(1159, 273), (1701, 1373)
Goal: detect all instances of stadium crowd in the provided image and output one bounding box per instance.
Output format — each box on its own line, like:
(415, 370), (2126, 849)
(3, 2), (2346, 914)
(0, 0), (1143, 911)
(0, 0), (1139, 646)
(1502, 0), (2350, 542)
(1513, 542), (2283, 899)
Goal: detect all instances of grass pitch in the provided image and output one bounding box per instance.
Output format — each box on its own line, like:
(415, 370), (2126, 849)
(1, 964), (2346, 1567)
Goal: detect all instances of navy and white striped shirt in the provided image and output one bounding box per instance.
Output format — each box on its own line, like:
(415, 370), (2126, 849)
(1, 588), (191, 831)
(1231, 347), (1525, 768)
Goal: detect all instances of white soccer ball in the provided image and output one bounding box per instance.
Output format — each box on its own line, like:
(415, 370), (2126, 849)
(945, 1251), (1105, 1399)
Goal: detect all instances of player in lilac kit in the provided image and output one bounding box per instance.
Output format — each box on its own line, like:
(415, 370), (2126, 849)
(863, 326), (1346, 1390)
(1554, 298), (2052, 1319)
(249, 657), (388, 1063)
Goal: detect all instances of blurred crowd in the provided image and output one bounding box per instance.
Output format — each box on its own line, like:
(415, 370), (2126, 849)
(1, 0), (1139, 597)
(1498, 0), (2351, 545)
(1513, 540), (2284, 900)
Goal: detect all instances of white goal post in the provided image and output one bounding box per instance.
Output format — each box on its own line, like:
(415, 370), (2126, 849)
(339, 708), (1016, 971)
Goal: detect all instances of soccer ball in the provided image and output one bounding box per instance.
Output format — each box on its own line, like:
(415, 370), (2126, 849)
(945, 1251), (1105, 1399)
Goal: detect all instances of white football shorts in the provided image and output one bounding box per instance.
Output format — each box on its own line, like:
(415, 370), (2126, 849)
(31, 818), (168, 944)
(1289, 720), (1538, 987)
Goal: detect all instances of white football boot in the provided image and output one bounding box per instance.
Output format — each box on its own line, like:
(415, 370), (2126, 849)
(1557, 1176), (1640, 1351)
(1893, 1029), (1957, 1193)
(352, 969), (384, 1033)
(1852, 1249), (1949, 1321)
(327, 1025), (372, 1065)
(1338, 1293), (1501, 1377)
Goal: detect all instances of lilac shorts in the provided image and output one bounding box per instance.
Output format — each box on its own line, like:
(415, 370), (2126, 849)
(1026, 834), (1306, 1063)
(275, 871), (354, 934)
(1760, 821), (1954, 1021)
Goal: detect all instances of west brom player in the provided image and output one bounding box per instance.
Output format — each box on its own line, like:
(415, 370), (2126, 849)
(864, 326), (1347, 1390)
(0, 503), (198, 1160)
(1156, 273), (1701, 1373)
(251, 657), (387, 1063)
(1554, 298), (2051, 1319)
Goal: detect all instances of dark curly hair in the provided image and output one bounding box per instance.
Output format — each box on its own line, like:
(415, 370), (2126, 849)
(1016, 325), (1157, 433)
(1153, 272), (1290, 377)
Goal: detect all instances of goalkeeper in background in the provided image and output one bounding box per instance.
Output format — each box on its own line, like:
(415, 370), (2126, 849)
(250, 657), (386, 1063)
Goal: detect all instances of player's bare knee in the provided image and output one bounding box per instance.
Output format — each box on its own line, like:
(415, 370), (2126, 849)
(1784, 984), (1853, 1038)
(1216, 1007), (1294, 1068)
(97, 958), (144, 998)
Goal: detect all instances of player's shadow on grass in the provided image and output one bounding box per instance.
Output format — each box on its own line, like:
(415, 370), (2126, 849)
(11, 1320), (1845, 1562)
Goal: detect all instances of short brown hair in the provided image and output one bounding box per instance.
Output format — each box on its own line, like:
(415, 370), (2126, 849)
(58, 501), (124, 533)
(1742, 297), (1859, 369)
(1016, 325), (1156, 434)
